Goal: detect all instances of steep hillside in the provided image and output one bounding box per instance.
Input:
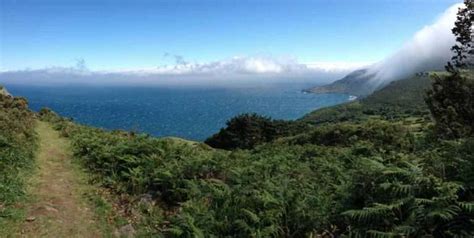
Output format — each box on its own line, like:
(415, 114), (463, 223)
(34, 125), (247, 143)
(301, 72), (433, 124)
(303, 69), (378, 96)
(0, 86), (37, 233)
(361, 73), (432, 107)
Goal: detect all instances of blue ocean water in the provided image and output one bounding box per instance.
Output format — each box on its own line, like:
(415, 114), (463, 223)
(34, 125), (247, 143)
(7, 84), (350, 141)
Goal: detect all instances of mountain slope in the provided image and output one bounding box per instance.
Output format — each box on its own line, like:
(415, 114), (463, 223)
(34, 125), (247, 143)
(361, 72), (432, 108)
(0, 86), (37, 234)
(301, 72), (433, 124)
(303, 69), (378, 96)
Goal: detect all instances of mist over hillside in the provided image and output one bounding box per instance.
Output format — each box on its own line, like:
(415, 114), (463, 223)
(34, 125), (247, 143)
(367, 3), (461, 86)
(0, 4), (460, 89)
(306, 3), (461, 96)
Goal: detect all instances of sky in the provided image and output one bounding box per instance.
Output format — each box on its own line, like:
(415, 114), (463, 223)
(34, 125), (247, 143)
(0, 0), (461, 72)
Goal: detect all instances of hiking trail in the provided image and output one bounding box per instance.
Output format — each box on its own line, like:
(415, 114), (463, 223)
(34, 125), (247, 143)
(19, 121), (102, 237)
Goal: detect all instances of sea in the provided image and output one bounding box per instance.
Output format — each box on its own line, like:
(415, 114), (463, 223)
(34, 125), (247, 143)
(6, 83), (351, 141)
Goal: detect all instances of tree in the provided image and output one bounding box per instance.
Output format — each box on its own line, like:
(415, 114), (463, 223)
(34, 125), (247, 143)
(205, 113), (296, 150)
(449, 0), (474, 71)
(426, 73), (474, 138)
(426, 0), (474, 138)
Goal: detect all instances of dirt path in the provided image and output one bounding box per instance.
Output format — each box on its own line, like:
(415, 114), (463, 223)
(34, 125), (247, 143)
(19, 121), (103, 237)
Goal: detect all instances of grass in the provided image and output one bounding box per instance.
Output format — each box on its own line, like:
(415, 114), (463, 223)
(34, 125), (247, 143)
(71, 156), (122, 237)
(0, 191), (29, 236)
(11, 121), (114, 237)
(300, 73), (433, 124)
(0, 93), (37, 236)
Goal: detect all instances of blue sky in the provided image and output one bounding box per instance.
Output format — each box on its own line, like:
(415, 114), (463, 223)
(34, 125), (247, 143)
(0, 0), (461, 71)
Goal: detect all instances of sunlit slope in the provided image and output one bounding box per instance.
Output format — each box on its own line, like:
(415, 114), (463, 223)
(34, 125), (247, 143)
(303, 69), (377, 96)
(301, 72), (434, 124)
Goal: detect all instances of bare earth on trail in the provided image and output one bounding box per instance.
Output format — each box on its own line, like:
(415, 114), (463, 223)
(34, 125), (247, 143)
(19, 121), (102, 238)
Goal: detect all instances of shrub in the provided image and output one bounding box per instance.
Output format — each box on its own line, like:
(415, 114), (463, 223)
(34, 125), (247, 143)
(0, 90), (36, 220)
(205, 113), (308, 150)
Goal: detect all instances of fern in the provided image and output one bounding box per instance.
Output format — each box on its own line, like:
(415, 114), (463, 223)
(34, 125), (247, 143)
(343, 205), (392, 223)
(241, 208), (260, 224)
(426, 205), (460, 221)
(367, 230), (399, 238)
(458, 202), (474, 213)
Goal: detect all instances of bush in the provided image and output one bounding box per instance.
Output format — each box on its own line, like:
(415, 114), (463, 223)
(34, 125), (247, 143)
(289, 119), (414, 151)
(205, 113), (309, 150)
(425, 71), (474, 138)
(0, 91), (36, 219)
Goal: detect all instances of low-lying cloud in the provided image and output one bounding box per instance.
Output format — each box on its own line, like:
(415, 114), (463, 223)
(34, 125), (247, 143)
(367, 3), (462, 86)
(132, 56), (309, 75)
(0, 3), (461, 87)
(0, 56), (368, 86)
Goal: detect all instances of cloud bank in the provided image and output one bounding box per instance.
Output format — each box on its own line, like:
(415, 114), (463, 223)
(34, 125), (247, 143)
(367, 3), (462, 86)
(0, 56), (367, 86)
(0, 3), (461, 87)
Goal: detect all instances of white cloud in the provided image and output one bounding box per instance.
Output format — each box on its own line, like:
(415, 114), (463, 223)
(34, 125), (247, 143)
(1, 3), (460, 87)
(367, 3), (462, 86)
(0, 56), (368, 86)
(306, 61), (374, 72)
(113, 56), (367, 76)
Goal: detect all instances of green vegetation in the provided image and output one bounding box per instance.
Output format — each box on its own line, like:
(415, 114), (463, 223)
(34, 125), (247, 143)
(205, 73), (433, 151)
(426, 70), (474, 138)
(302, 72), (433, 125)
(303, 69), (378, 96)
(205, 113), (309, 150)
(39, 98), (474, 236)
(0, 90), (37, 231)
(18, 121), (105, 237)
(33, 3), (474, 235)
(425, 0), (474, 139)
(449, 0), (473, 69)
(1, 1), (472, 237)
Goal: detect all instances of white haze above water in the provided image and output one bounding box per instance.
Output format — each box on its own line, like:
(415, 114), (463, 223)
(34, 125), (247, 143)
(0, 3), (462, 87)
